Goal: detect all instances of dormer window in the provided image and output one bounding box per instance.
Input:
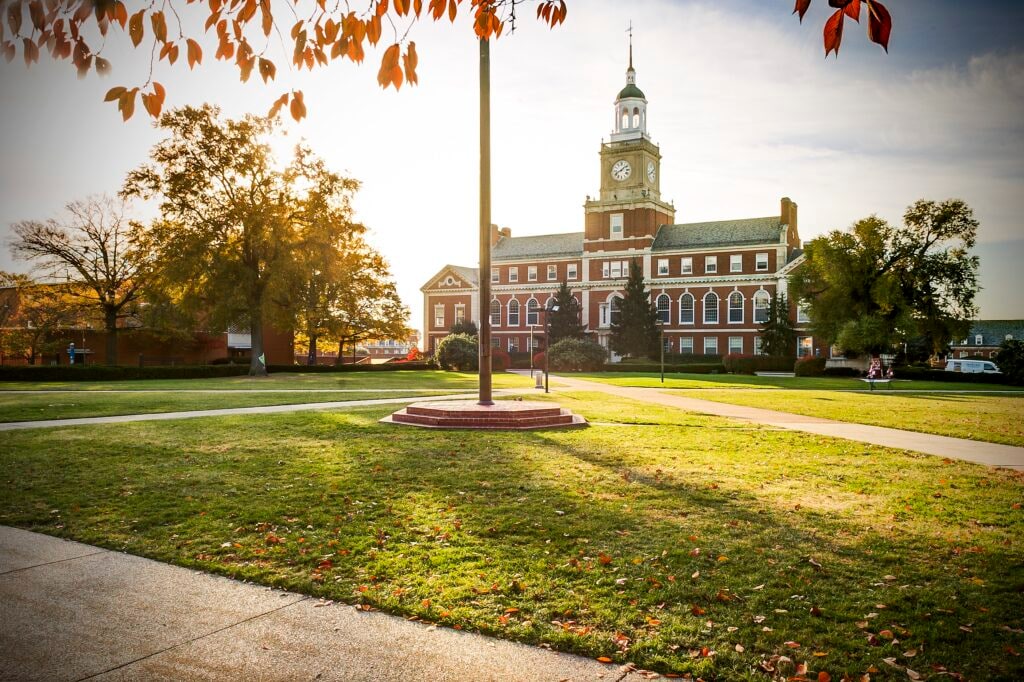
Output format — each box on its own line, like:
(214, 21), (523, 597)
(975, 334), (983, 345)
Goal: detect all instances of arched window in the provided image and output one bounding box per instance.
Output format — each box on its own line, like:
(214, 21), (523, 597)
(544, 296), (556, 312)
(632, 107), (640, 128)
(620, 108), (629, 130)
(490, 299), (501, 327)
(656, 294), (671, 324)
(527, 298), (540, 326)
(753, 291), (770, 324)
(609, 296), (622, 325)
(728, 292), (744, 323)
(704, 292), (719, 324)
(508, 299), (520, 326)
(679, 293), (694, 324)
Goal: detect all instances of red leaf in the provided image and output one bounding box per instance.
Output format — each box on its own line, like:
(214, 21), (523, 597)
(867, 0), (892, 52)
(844, 0), (861, 21)
(793, 0), (812, 22)
(823, 8), (844, 57)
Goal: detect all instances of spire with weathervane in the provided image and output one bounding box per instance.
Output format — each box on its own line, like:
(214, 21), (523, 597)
(612, 22), (648, 142)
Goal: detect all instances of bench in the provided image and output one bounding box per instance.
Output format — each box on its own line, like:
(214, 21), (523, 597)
(859, 378), (891, 391)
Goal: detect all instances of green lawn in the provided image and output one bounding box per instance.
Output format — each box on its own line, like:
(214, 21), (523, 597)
(683, 389), (1024, 448)
(0, 370), (533, 392)
(1, 391), (1021, 680)
(567, 371), (1019, 392)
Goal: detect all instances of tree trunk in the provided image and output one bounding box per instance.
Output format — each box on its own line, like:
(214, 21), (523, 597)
(307, 334), (318, 366)
(249, 305), (268, 377)
(335, 338), (345, 366)
(104, 306), (118, 365)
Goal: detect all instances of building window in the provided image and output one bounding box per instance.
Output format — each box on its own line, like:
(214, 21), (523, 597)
(703, 292), (719, 324)
(528, 266), (538, 282)
(454, 304), (465, 324)
(491, 268), (499, 283)
(753, 336), (763, 356)
(433, 304), (445, 328)
(681, 257), (693, 274)
(656, 293), (670, 324)
(679, 293), (694, 324)
(728, 291), (744, 323)
(705, 256), (717, 274)
(547, 264), (557, 281)
(730, 254), (742, 273)
(797, 303), (811, 324)
(704, 336), (718, 355)
(657, 259), (669, 276)
(756, 252), (769, 272)
(567, 263), (578, 280)
(526, 298), (540, 325)
(609, 296), (622, 325)
(531, 335), (540, 350)
(663, 336), (672, 353)
(508, 337), (519, 352)
(728, 336), (743, 355)
(508, 299), (520, 326)
(975, 334), (983, 345)
(508, 267), (518, 283)
(491, 337), (500, 348)
(679, 337), (694, 354)
(611, 261), (622, 278)
(490, 299), (501, 327)
(753, 291), (770, 324)
(610, 213), (623, 238)
(599, 303), (609, 327)
(798, 336), (813, 358)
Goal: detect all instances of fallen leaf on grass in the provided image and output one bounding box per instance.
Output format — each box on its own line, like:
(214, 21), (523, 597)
(596, 656), (613, 664)
(785, 641), (801, 648)
(906, 668), (921, 680)
(735, 643), (744, 653)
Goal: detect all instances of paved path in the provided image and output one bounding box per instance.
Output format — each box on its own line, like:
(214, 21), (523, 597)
(0, 391), (521, 432)
(549, 375), (1024, 468)
(0, 526), (636, 682)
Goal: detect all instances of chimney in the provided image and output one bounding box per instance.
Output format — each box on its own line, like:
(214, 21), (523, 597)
(500, 227), (511, 239)
(781, 197), (798, 245)
(489, 223), (501, 247)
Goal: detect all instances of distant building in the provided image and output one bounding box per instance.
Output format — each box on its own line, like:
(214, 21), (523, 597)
(948, 320), (1023, 360)
(421, 53), (814, 359)
(361, 331), (420, 361)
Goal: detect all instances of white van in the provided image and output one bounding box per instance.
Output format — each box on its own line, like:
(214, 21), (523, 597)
(945, 359), (1001, 374)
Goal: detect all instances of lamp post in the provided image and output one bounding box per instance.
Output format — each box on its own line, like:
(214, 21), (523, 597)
(660, 322), (665, 384)
(544, 303), (559, 394)
(477, 36), (493, 406)
(529, 324), (535, 378)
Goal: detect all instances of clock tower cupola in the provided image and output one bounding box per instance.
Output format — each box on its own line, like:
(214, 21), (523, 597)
(584, 37), (675, 252)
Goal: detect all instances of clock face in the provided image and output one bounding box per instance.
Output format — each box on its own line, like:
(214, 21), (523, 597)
(611, 159), (631, 181)
(647, 161), (656, 183)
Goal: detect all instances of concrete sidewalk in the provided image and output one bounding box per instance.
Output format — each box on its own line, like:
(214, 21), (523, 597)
(550, 375), (1024, 468)
(0, 390), (520, 432)
(0, 526), (636, 682)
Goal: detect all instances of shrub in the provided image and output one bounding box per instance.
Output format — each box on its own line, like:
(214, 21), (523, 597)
(490, 348), (511, 372)
(434, 333), (478, 371)
(661, 353), (721, 365)
(548, 338), (608, 372)
(794, 357), (826, 377)
(602, 363), (725, 374)
(0, 364), (250, 382)
(722, 354), (795, 374)
(822, 367), (861, 377)
(265, 363), (433, 373)
(532, 352), (545, 369)
(508, 352), (534, 369)
(995, 339), (1024, 385)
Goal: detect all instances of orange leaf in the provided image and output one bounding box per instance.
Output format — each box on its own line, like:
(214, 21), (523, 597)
(818, 672), (832, 682)
(844, 0), (861, 21)
(289, 90), (306, 121)
(866, 0), (892, 52)
(823, 8), (844, 57)
(598, 552), (612, 565)
(596, 657), (613, 664)
(793, 0), (812, 22)
(186, 38), (202, 69)
(258, 57), (276, 83)
(94, 56), (111, 75)
(151, 11), (167, 43)
(403, 41), (418, 86)
(268, 92), (289, 118)
(104, 86), (127, 102)
(128, 10), (144, 47)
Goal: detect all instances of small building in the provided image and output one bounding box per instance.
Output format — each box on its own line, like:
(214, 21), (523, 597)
(948, 320), (1023, 360)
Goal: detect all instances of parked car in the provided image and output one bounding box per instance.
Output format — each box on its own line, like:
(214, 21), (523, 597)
(944, 359), (1001, 374)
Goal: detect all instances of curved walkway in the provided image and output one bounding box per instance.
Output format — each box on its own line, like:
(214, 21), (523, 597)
(549, 374), (1024, 468)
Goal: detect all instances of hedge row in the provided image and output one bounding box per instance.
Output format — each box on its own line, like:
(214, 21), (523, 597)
(602, 363), (725, 374)
(893, 367), (1010, 384)
(0, 362), (437, 381)
(722, 354), (795, 374)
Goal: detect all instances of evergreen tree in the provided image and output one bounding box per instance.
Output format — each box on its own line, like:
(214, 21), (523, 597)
(449, 319), (478, 336)
(547, 281), (584, 344)
(610, 260), (659, 359)
(760, 292), (797, 357)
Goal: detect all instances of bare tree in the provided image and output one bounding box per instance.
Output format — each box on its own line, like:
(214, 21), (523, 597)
(11, 196), (154, 365)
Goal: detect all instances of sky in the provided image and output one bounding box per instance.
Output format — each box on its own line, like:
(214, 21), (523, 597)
(1, 0), (1022, 343)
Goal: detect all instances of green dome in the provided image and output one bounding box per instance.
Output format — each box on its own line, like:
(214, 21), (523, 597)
(617, 83), (645, 100)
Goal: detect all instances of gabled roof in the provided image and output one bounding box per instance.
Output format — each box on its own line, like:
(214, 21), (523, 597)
(492, 232), (584, 261)
(421, 264), (478, 292)
(955, 320), (1024, 346)
(652, 217), (784, 251)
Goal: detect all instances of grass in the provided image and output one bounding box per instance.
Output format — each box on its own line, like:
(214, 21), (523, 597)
(567, 372), (1020, 392)
(0, 370), (533, 392)
(682, 390), (1024, 448)
(1, 391), (1022, 680)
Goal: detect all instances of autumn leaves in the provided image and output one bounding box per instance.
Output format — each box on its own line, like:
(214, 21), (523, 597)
(794, 0), (893, 57)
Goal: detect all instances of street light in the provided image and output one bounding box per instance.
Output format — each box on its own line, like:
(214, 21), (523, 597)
(544, 303), (559, 394)
(659, 321), (665, 384)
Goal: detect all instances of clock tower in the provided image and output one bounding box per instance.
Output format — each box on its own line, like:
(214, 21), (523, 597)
(584, 44), (675, 252)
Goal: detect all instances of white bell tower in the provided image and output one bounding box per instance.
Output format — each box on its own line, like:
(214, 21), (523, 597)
(611, 33), (648, 143)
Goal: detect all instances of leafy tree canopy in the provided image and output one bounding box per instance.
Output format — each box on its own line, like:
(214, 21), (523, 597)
(790, 199), (979, 357)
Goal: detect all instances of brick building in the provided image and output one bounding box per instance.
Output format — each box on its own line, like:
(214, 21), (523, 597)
(422, 54), (815, 359)
(948, 320), (1023, 360)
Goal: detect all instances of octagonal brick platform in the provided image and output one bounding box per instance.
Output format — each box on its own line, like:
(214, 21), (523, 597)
(382, 400), (587, 430)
